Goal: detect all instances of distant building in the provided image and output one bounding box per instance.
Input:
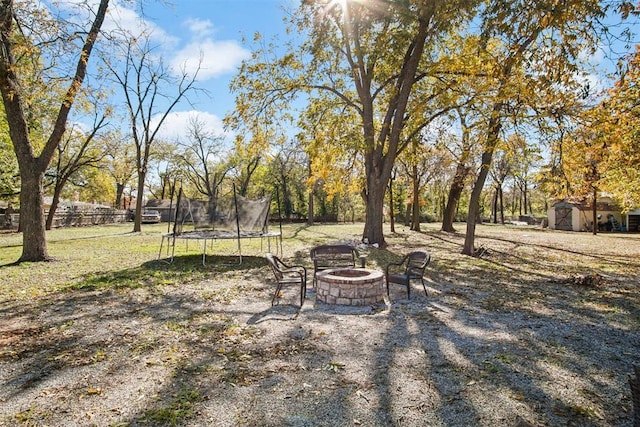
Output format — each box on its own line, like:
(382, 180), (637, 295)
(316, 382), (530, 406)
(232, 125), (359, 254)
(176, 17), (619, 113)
(547, 196), (630, 232)
(626, 208), (640, 232)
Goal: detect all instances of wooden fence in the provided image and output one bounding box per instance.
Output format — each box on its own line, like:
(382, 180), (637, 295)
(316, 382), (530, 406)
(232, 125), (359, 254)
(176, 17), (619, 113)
(2, 210), (131, 230)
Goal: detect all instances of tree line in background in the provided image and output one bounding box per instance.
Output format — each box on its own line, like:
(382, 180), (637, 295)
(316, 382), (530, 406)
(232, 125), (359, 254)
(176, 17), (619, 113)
(0, 0), (638, 263)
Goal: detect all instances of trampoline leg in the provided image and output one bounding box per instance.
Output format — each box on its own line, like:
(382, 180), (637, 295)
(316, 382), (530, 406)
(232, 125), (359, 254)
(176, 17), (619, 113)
(158, 236), (165, 260)
(202, 238), (207, 266)
(159, 235), (176, 264)
(167, 235), (173, 256)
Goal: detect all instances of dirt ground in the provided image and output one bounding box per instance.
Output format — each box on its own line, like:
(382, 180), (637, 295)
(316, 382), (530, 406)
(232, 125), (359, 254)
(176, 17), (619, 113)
(1, 224), (639, 426)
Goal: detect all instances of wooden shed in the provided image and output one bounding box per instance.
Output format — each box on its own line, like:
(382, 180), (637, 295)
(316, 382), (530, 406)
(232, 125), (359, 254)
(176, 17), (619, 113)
(548, 198), (622, 232)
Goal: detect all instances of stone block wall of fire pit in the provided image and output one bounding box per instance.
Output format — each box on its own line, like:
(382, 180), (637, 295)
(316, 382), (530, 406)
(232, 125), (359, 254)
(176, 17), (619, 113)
(315, 268), (385, 305)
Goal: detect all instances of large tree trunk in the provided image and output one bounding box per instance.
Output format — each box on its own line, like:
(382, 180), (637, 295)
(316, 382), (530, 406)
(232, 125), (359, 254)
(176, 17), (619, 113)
(463, 151), (493, 255)
(307, 190), (314, 225)
(442, 172), (466, 232)
(492, 187), (498, 223)
(404, 203), (411, 226)
(463, 112), (502, 256)
(499, 186), (505, 224)
(133, 169), (146, 232)
(442, 110), (472, 232)
(388, 175), (395, 233)
(280, 171), (292, 220)
(361, 145), (391, 246)
(19, 169), (50, 261)
(45, 180), (66, 231)
(362, 177), (386, 246)
(115, 182), (125, 209)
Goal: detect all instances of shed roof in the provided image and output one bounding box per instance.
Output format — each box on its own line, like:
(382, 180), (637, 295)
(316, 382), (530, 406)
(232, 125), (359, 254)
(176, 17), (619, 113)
(146, 199), (176, 209)
(552, 198), (620, 212)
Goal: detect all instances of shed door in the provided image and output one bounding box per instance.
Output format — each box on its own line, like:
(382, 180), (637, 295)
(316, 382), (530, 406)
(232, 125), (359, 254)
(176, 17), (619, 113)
(555, 207), (572, 231)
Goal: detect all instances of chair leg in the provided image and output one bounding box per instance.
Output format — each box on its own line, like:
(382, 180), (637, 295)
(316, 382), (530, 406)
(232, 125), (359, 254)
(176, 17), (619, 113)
(406, 280), (411, 299)
(421, 278), (428, 297)
(272, 282), (283, 306)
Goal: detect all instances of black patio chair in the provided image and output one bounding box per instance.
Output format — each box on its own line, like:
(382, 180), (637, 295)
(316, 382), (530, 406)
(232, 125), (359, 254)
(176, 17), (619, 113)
(266, 253), (307, 307)
(385, 250), (431, 299)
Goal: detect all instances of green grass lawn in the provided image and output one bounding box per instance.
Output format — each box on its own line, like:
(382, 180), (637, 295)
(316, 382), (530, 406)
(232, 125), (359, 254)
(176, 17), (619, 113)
(1, 223), (173, 299)
(2, 221), (638, 302)
(0, 222), (371, 300)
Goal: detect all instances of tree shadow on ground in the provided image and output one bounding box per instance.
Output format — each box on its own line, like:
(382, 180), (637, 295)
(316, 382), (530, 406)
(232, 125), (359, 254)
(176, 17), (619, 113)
(374, 271), (639, 425)
(62, 255), (268, 292)
(2, 232), (639, 426)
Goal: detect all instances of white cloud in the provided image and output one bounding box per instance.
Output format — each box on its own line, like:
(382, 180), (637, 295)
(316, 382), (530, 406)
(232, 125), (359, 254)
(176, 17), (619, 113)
(184, 18), (215, 37)
(150, 110), (229, 142)
(170, 39), (250, 81)
(167, 17), (250, 81)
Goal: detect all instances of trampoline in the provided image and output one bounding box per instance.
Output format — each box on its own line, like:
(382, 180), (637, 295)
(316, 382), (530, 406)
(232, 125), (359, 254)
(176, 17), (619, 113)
(158, 185), (282, 265)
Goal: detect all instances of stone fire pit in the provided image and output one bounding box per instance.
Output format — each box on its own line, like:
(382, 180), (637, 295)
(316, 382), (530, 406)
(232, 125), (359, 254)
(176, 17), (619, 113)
(315, 268), (385, 306)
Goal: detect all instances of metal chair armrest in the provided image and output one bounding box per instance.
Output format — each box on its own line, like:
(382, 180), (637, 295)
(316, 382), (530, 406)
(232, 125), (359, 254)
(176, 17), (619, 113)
(385, 254), (409, 273)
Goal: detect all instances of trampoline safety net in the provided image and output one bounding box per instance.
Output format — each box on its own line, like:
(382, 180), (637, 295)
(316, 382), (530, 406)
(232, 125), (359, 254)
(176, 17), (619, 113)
(159, 186), (281, 265)
(173, 190), (272, 237)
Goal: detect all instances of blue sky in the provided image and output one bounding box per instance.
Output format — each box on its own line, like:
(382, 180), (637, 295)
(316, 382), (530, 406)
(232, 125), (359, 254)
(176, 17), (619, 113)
(98, 0), (298, 141)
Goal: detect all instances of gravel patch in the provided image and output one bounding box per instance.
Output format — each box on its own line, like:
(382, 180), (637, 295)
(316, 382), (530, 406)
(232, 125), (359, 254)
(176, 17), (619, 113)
(1, 226), (639, 426)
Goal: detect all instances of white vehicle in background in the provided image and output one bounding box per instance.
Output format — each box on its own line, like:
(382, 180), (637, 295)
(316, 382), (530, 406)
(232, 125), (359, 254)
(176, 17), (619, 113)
(141, 209), (161, 223)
